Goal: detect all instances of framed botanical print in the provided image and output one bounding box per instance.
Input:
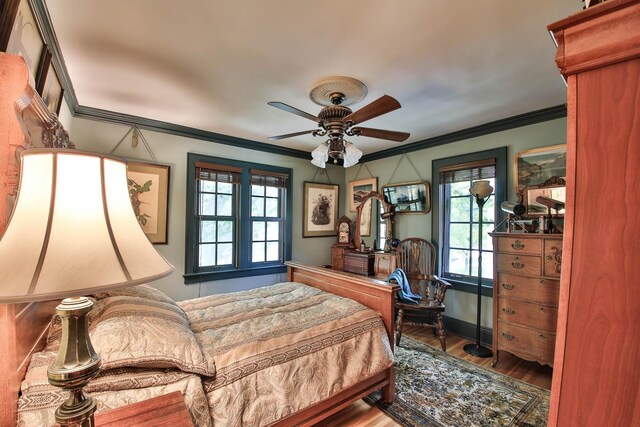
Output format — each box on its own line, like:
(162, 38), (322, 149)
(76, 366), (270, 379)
(303, 182), (339, 237)
(349, 177), (377, 237)
(127, 162), (170, 244)
(4, 0), (45, 83)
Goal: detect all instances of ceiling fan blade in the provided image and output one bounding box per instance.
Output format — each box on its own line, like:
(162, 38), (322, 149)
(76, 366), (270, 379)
(343, 95), (401, 125)
(268, 101), (321, 123)
(352, 127), (410, 142)
(268, 129), (317, 140)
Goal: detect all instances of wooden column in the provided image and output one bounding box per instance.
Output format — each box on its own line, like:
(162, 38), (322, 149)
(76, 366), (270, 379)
(547, 2), (640, 426)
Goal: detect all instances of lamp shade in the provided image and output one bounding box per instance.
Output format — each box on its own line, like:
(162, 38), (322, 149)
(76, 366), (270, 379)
(343, 141), (363, 168)
(469, 180), (493, 199)
(0, 149), (174, 303)
(311, 142), (329, 168)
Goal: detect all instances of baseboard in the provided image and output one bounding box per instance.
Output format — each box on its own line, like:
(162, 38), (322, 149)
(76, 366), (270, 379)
(442, 315), (493, 347)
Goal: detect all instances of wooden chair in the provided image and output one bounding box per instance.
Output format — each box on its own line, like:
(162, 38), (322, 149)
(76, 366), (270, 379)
(394, 238), (453, 351)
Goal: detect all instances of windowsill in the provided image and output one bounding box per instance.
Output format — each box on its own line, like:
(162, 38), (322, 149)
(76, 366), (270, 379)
(444, 278), (493, 297)
(183, 264), (288, 284)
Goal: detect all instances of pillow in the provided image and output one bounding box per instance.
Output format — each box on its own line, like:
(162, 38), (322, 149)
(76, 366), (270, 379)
(91, 284), (176, 305)
(46, 295), (216, 377)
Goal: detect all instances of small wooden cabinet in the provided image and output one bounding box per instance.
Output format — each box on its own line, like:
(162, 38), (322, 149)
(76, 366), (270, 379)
(490, 232), (562, 367)
(331, 243), (352, 271)
(374, 251), (397, 279)
(343, 250), (375, 276)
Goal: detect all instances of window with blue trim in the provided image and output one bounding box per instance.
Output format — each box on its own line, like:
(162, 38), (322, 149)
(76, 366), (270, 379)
(185, 154), (292, 283)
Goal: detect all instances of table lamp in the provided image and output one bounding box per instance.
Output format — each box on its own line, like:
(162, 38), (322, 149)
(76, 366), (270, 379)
(0, 149), (174, 426)
(463, 180), (494, 358)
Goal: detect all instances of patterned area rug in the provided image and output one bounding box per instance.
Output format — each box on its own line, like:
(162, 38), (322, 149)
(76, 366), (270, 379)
(365, 337), (549, 427)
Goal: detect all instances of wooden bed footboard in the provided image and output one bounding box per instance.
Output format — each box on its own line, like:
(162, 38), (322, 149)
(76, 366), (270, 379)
(285, 261), (399, 423)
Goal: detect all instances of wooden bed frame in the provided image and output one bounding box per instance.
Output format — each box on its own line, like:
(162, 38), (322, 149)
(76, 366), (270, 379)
(1, 264), (397, 426)
(0, 53), (398, 427)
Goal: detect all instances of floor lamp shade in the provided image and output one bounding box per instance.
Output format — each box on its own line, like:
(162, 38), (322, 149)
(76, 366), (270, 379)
(0, 149), (174, 303)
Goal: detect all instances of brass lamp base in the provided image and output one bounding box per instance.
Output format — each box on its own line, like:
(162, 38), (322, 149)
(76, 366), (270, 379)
(47, 296), (101, 426)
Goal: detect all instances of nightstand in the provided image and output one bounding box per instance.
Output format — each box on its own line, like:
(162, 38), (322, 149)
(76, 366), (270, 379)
(94, 391), (193, 426)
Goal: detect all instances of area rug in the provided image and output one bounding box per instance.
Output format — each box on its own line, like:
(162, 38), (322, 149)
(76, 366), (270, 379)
(364, 337), (549, 427)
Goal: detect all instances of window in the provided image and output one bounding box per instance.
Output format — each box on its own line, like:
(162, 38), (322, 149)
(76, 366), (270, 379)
(432, 148), (507, 293)
(185, 154), (292, 283)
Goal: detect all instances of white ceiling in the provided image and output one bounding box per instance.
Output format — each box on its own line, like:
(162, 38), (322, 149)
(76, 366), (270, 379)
(46, 0), (582, 155)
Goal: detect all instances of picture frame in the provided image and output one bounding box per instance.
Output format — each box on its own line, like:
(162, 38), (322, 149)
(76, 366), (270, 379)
(38, 59), (64, 115)
(303, 182), (339, 238)
(349, 177), (377, 212)
(382, 180), (431, 214)
(4, 0), (45, 83)
(127, 162), (170, 244)
(349, 177), (377, 237)
(514, 144), (567, 193)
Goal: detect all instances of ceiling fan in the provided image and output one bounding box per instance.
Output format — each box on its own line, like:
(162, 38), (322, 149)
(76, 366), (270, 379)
(267, 76), (410, 168)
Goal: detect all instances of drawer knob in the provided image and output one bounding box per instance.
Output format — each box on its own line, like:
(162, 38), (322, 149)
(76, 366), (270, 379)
(502, 307), (515, 315)
(502, 283), (514, 290)
(502, 332), (515, 341)
(511, 240), (524, 250)
(511, 258), (525, 269)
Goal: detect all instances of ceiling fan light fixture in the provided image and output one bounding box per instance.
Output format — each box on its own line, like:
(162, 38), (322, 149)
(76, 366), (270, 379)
(343, 141), (362, 168)
(311, 142), (329, 168)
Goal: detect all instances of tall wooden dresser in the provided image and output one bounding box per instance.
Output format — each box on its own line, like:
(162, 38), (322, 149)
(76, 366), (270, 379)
(490, 232), (562, 367)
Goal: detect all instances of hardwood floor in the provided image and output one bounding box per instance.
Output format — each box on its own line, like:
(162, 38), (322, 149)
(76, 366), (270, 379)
(322, 326), (553, 426)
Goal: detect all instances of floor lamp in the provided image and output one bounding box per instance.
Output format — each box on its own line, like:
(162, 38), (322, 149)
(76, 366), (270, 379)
(463, 180), (493, 358)
(0, 149), (174, 426)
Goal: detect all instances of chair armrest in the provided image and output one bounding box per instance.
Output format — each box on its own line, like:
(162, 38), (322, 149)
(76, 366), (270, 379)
(431, 275), (453, 304)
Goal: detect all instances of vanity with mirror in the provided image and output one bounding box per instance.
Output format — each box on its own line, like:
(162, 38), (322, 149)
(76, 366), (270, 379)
(342, 191), (396, 276)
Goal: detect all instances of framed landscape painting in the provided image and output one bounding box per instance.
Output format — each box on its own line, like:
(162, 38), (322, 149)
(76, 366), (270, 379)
(514, 144), (567, 192)
(127, 162), (170, 244)
(303, 182), (339, 237)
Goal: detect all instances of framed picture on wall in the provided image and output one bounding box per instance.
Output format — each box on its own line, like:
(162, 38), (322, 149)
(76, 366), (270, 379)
(513, 144), (567, 192)
(303, 182), (339, 237)
(38, 59), (64, 114)
(382, 180), (431, 214)
(4, 0), (45, 83)
(127, 162), (170, 244)
(349, 177), (377, 237)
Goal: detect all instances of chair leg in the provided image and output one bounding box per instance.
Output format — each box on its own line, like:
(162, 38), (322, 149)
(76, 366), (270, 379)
(436, 313), (446, 352)
(396, 308), (404, 347)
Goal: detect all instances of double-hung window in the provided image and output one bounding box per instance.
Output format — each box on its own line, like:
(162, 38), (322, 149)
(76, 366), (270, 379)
(185, 154), (292, 283)
(432, 147), (507, 292)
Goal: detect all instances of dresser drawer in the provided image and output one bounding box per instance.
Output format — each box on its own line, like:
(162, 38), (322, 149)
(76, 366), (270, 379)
(497, 321), (555, 364)
(497, 273), (560, 305)
(498, 298), (558, 332)
(496, 237), (542, 255)
(543, 239), (563, 278)
(497, 254), (541, 276)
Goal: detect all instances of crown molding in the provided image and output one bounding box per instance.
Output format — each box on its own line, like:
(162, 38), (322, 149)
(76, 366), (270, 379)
(361, 104), (567, 163)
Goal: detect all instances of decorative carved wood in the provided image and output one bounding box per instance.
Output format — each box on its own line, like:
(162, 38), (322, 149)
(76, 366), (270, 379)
(0, 52), (72, 236)
(353, 191), (394, 252)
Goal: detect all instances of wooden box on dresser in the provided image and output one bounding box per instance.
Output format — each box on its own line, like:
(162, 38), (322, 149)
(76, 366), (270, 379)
(331, 243), (352, 271)
(489, 232), (562, 367)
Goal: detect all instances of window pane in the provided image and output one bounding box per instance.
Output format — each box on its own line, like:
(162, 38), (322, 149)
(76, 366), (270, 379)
(470, 222), (494, 250)
(217, 182), (233, 194)
(252, 185), (264, 196)
(252, 242), (265, 262)
(450, 181), (470, 196)
(448, 249), (470, 275)
(253, 221), (266, 241)
(450, 196), (471, 222)
(252, 197), (264, 216)
(200, 221), (216, 243)
(200, 180), (216, 192)
(199, 244), (215, 266)
(217, 194), (232, 216)
(200, 193), (216, 215)
(266, 186), (279, 197)
(472, 195), (495, 222)
(265, 198), (278, 217)
(449, 223), (470, 248)
(217, 243), (233, 265)
(266, 222), (279, 240)
(266, 242), (279, 261)
(218, 221), (233, 242)
(470, 250), (494, 279)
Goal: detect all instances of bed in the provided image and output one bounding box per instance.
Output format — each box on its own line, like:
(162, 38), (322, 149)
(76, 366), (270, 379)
(2, 263), (399, 426)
